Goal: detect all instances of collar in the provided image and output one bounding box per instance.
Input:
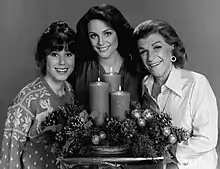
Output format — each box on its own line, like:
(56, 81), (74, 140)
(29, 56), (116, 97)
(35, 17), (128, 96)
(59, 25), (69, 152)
(143, 66), (183, 97)
(165, 66), (183, 97)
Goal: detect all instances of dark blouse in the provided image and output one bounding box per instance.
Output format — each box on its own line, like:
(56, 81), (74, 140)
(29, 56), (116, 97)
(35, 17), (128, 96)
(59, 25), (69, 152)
(68, 60), (142, 111)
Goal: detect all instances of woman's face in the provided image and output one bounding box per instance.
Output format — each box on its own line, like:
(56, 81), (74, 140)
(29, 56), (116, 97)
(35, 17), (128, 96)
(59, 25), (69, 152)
(44, 48), (75, 83)
(137, 33), (173, 80)
(88, 19), (118, 59)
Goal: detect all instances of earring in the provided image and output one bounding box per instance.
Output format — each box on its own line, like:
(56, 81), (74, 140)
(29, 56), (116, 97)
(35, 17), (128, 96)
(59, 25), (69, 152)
(171, 56), (176, 62)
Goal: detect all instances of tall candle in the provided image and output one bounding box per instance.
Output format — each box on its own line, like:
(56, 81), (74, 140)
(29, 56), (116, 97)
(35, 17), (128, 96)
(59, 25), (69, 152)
(89, 78), (109, 126)
(103, 71), (121, 93)
(110, 87), (130, 121)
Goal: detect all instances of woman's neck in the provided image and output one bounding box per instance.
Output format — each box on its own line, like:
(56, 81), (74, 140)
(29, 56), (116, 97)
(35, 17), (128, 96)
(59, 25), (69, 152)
(154, 77), (167, 87)
(154, 64), (173, 86)
(152, 76), (168, 100)
(99, 52), (123, 73)
(44, 76), (66, 97)
(152, 65), (173, 99)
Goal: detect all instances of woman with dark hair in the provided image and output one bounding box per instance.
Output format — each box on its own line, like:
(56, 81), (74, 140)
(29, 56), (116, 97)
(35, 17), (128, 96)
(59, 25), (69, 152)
(68, 4), (143, 110)
(0, 20), (77, 169)
(134, 20), (218, 169)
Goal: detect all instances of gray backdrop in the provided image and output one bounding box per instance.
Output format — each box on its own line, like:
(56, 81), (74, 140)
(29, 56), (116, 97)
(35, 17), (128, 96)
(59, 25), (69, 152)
(0, 0), (219, 166)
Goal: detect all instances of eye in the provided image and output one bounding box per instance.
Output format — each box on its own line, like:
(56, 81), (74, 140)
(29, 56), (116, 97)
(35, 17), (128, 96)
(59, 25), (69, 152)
(139, 49), (148, 57)
(89, 33), (97, 39)
(50, 52), (58, 57)
(153, 45), (162, 51)
(65, 52), (73, 57)
(104, 31), (112, 37)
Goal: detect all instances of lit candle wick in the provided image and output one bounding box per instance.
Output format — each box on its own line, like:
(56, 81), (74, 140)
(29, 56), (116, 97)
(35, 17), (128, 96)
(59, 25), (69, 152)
(119, 85), (122, 91)
(98, 77), (100, 82)
(110, 67), (113, 73)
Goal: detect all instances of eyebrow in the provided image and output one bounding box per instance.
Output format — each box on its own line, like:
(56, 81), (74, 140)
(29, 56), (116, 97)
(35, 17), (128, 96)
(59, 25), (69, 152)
(103, 28), (113, 32)
(138, 41), (162, 50)
(138, 46), (146, 50)
(152, 41), (162, 46)
(88, 28), (113, 34)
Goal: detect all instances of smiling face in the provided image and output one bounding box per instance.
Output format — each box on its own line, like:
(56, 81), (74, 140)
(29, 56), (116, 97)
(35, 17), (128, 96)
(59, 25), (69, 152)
(137, 33), (173, 81)
(88, 19), (119, 60)
(44, 48), (75, 83)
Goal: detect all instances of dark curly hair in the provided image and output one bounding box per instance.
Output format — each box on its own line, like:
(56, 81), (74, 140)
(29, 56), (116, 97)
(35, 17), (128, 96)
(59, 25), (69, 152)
(76, 4), (137, 70)
(35, 20), (76, 75)
(133, 20), (187, 68)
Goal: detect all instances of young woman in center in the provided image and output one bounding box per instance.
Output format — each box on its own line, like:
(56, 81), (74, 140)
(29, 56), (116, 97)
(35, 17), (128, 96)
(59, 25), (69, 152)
(68, 4), (143, 110)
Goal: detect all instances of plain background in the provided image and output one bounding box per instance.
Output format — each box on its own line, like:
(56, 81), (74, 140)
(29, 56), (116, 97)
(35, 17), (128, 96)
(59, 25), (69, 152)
(0, 0), (219, 167)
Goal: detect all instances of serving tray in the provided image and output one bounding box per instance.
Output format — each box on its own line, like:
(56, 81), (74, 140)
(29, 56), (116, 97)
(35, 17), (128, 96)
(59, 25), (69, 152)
(62, 156), (164, 164)
(90, 145), (128, 155)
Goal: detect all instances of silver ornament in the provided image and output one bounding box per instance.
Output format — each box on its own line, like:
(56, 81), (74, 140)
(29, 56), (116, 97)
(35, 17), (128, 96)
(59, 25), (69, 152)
(138, 118), (146, 127)
(169, 134), (177, 144)
(163, 127), (171, 137)
(99, 131), (106, 140)
(132, 109), (141, 119)
(142, 109), (153, 120)
(92, 135), (100, 145)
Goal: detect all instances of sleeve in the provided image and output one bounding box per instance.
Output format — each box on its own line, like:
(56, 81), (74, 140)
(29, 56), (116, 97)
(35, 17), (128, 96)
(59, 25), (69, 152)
(176, 75), (218, 163)
(72, 62), (90, 109)
(0, 104), (33, 169)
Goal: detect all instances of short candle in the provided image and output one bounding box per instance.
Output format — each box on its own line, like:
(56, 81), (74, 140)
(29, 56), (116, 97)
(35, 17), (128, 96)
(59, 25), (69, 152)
(110, 86), (130, 121)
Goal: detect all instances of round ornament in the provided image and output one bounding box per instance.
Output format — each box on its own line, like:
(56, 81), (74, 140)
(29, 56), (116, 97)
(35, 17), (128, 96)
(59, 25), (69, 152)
(132, 109), (141, 119)
(80, 117), (85, 123)
(99, 131), (106, 140)
(92, 135), (100, 145)
(142, 109), (153, 120)
(138, 118), (146, 127)
(181, 131), (190, 141)
(162, 127), (171, 137)
(169, 134), (177, 144)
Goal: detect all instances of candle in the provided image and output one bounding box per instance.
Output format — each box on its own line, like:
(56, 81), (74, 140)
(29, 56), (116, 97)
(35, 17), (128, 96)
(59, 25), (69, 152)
(102, 67), (121, 93)
(110, 86), (130, 121)
(89, 78), (109, 126)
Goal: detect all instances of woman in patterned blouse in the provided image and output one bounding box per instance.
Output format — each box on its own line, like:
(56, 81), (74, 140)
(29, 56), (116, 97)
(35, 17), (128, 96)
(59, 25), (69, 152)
(0, 20), (77, 169)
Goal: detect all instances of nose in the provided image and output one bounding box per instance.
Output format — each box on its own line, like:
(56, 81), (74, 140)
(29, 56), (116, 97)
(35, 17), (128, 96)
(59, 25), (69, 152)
(59, 55), (66, 65)
(98, 35), (105, 46)
(147, 51), (156, 62)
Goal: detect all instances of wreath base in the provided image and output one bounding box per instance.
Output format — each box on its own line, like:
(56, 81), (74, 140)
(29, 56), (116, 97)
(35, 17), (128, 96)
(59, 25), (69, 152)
(90, 145), (128, 155)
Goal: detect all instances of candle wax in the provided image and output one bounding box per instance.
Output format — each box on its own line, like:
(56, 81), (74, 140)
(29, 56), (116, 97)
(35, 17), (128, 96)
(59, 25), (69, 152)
(110, 90), (130, 121)
(103, 72), (121, 93)
(89, 81), (109, 126)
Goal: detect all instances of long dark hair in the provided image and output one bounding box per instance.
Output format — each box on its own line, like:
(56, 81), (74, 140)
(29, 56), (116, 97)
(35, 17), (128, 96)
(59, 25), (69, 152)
(76, 4), (137, 73)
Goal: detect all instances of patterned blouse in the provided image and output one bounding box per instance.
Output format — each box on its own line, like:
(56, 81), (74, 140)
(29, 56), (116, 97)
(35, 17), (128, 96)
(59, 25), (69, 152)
(0, 77), (74, 169)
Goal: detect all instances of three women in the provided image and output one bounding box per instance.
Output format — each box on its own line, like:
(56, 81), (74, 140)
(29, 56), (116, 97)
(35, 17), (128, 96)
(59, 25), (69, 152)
(0, 4), (218, 169)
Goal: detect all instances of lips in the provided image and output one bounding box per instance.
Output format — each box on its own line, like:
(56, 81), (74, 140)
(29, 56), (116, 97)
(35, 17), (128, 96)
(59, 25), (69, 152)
(97, 46), (110, 52)
(55, 68), (68, 73)
(148, 61), (162, 68)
